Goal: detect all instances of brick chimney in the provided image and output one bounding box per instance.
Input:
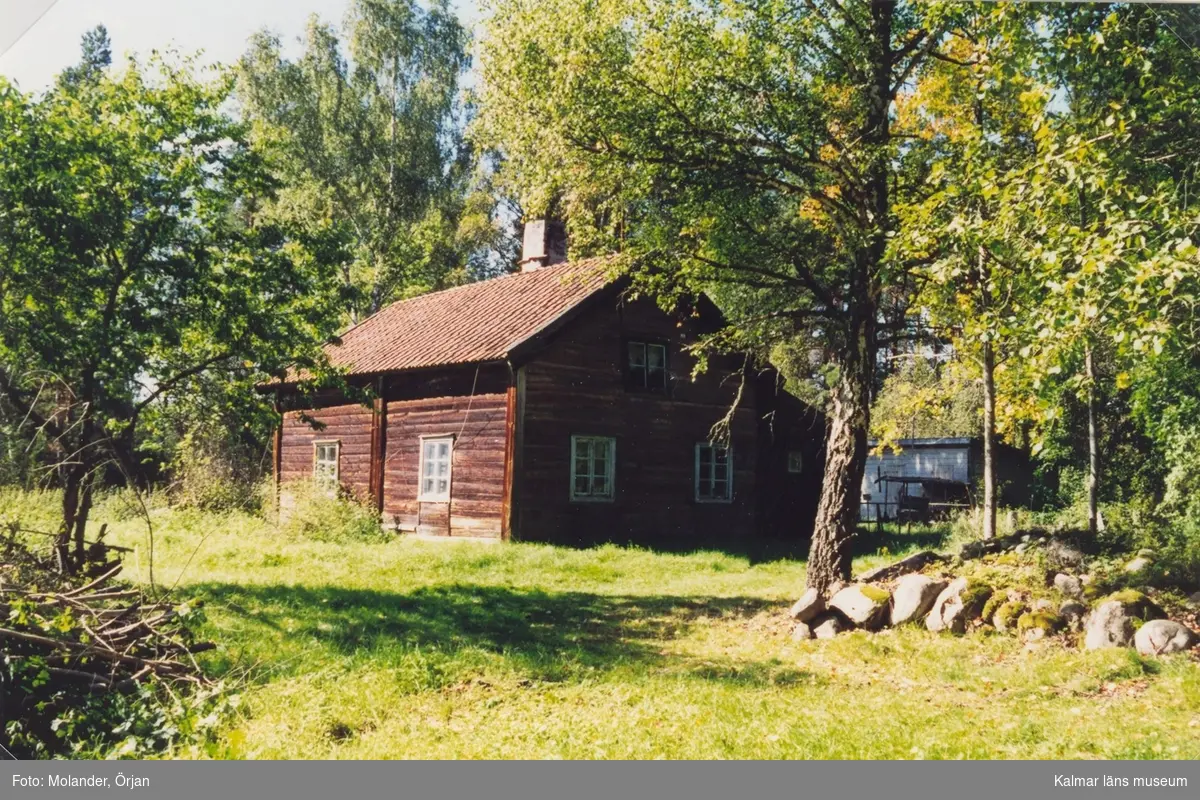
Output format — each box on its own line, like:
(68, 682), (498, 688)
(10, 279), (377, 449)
(519, 218), (567, 272)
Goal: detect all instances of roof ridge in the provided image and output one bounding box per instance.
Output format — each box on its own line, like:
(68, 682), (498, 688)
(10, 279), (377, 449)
(333, 255), (616, 343)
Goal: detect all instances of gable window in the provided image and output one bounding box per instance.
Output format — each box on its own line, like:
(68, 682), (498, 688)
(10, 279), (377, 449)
(419, 435), (454, 502)
(570, 436), (615, 501)
(626, 341), (667, 391)
(787, 450), (804, 474)
(695, 443), (732, 502)
(313, 441), (340, 492)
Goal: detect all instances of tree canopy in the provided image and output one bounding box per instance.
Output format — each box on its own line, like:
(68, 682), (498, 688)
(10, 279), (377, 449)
(237, 0), (512, 324)
(0, 56), (346, 568)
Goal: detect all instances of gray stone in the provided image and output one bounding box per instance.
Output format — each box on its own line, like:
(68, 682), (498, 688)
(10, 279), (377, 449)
(926, 577), (974, 634)
(791, 622), (813, 641)
(890, 574), (948, 626)
(1044, 539), (1087, 571)
(1053, 573), (1083, 599)
(1134, 619), (1197, 656)
(789, 588), (826, 623)
(1084, 601), (1135, 650)
(1080, 573), (1094, 586)
(1188, 591), (1200, 609)
(1124, 556), (1152, 574)
(812, 614), (848, 639)
(828, 584), (891, 631)
(1015, 543), (1029, 554)
(1033, 598), (1055, 612)
(857, 550), (948, 584)
(1059, 601), (1088, 633)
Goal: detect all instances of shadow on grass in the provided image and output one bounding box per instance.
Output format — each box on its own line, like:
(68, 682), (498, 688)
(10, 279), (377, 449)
(189, 582), (804, 687)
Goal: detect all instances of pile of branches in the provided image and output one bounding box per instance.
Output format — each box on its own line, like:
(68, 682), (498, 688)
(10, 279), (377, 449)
(1, 520), (215, 756)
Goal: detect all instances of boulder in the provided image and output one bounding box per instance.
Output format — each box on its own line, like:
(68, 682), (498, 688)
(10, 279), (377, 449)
(1099, 590), (1165, 621)
(1059, 601), (1088, 633)
(811, 614), (848, 639)
(857, 550), (949, 584)
(1032, 598), (1055, 612)
(1053, 573), (1083, 599)
(1134, 620), (1197, 656)
(890, 574), (948, 626)
(789, 588), (826, 623)
(1124, 556), (1152, 574)
(1018, 611), (1063, 642)
(1188, 590), (1200, 609)
(993, 600), (1028, 633)
(926, 578), (991, 635)
(828, 584), (891, 631)
(1084, 601), (1135, 650)
(1043, 538), (1087, 571)
(791, 622), (813, 641)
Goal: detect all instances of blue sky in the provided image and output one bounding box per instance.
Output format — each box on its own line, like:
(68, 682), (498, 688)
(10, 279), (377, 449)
(0, 0), (482, 92)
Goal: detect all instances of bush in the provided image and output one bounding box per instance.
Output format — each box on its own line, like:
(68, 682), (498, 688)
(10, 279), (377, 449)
(275, 482), (388, 543)
(167, 431), (265, 513)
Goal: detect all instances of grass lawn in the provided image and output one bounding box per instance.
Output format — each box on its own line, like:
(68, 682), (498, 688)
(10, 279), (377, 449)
(93, 507), (1200, 759)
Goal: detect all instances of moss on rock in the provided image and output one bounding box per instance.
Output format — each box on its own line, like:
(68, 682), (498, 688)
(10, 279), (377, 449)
(1100, 589), (1165, 621)
(981, 593), (1007, 624)
(860, 584), (891, 604)
(995, 601), (1028, 632)
(960, 584), (994, 618)
(1017, 611), (1063, 636)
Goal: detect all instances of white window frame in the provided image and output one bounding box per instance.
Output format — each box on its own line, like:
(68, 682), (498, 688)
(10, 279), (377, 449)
(694, 442), (733, 503)
(787, 450), (804, 474)
(313, 440), (340, 492)
(570, 435), (616, 502)
(418, 434), (455, 503)
(626, 341), (668, 390)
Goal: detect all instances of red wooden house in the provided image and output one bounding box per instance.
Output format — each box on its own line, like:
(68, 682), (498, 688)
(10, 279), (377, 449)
(273, 223), (825, 546)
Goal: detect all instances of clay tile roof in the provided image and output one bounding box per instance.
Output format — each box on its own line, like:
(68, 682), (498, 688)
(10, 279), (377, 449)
(306, 256), (617, 378)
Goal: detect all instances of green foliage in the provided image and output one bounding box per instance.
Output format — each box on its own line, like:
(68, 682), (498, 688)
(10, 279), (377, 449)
(277, 482), (388, 543)
(236, 1), (509, 323)
(871, 358), (982, 444)
(0, 52), (347, 565)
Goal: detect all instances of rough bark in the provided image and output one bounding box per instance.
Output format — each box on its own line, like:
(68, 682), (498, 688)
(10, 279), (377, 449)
(806, 321), (874, 592)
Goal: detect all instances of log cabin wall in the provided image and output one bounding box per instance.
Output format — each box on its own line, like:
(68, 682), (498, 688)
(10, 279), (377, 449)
(277, 367), (512, 538)
(380, 366), (510, 538)
(515, 294), (762, 546)
(279, 400), (375, 503)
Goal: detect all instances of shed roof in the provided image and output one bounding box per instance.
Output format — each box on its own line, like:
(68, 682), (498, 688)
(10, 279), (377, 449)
(295, 257), (617, 380)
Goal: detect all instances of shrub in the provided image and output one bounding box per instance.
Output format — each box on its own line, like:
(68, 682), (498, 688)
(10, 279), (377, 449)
(275, 482), (388, 543)
(167, 431), (265, 513)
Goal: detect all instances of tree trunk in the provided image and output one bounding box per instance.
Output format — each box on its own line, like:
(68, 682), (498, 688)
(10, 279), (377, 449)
(981, 340), (997, 540)
(805, 0), (892, 594)
(806, 325), (874, 593)
(1084, 342), (1099, 536)
(57, 466), (81, 572)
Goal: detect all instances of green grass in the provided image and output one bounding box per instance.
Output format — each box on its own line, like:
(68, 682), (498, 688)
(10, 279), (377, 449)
(48, 503), (1200, 759)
